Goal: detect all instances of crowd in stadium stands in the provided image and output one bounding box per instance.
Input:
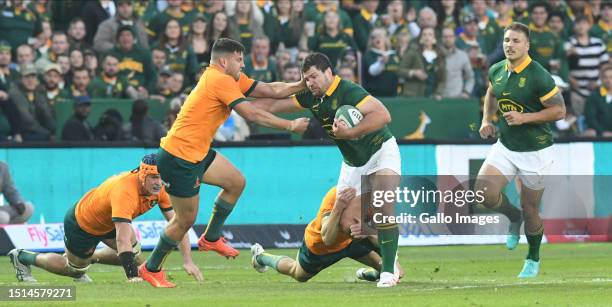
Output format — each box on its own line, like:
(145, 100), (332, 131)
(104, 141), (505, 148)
(0, 0), (611, 143)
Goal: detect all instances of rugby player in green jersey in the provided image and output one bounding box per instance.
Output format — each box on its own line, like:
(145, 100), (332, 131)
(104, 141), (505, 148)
(476, 22), (566, 278)
(252, 52), (402, 288)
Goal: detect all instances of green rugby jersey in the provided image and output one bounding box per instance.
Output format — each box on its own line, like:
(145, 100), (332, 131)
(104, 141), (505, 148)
(293, 76), (393, 167)
(488, 56), (558, 152)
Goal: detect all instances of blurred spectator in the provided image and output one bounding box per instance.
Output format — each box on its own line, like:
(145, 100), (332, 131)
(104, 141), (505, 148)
(308, 10), (357, 69)
(81, 0), (114, 45)
(274, 48), (292, 80)
(187, 13), (209, 67)
(124, 99), (166, 143)
(50, 0), (87, 32)
(163, 108), (179, 131)
(69, 49), (85, 70)
(440, 27), (474, 99)
(270, 0), (304, 54)
(146, 0), (195, 42)
(362, 28), (399, 97)
(83, 49), (99, 77)
(29, 0), (51, 23)
(337, 64), (357, 83)
(57, 54), (71, 80)
(35, 31), (69, 73)
(109, 25), (154, 95)
(337, 48), (359, 83)
(297, 49), (310, 64)
(398, 27), (445, 98)
(584, 65), (612, 137)
(201, 11), (239, 65)
(150, 68), (174, 101)
(94, 0), (149, 53)
(495, 0), (514, 30)
(168, 72), (184, 97)
(67, 18), (90, 51)
(590, 2), (611, 54)
(0, 161), (34, 224)
(8, 64), (55, 142)
(512, 0), (530, 25)
(90, 54), (137, 99)
(245, 35), (277, 82)
(0, 0), (43, 50)
(528, 2), (565, 76)
(434, 0), (461, 31)
(304, 0), (354, 37)
(385, 0), (409, 50)
(470, 0), (499, 57)
(0, 42), (18, 89)
(353, 0), (381, 53)
(281, 62), (301, 82)
(568, 16), (609, 120)
(213, 111), (250, 142)
(93, 108), (125, 141)
(151, 47), (168, 74)
(64, 67), (92, 98)
(42, 63), (65, 106)
(456, 15), (485, 53)
(395, 30), (412, 58)
(408, 6), (437, 38)
(15, 44), (36, 67)
(61, 95), (95, 142)
(548, 11), (570, 42)
(154, 18), (198, 86)
(231, 0), (264, 54)
(468, 44), (488, 97)
(564, 0), (594, 28)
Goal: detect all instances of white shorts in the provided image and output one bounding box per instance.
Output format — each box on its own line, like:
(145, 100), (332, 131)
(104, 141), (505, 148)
(483, 140), (553, 190)
(337, 137), (402, 196)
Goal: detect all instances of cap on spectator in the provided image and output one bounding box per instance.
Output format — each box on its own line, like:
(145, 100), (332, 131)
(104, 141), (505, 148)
(462, 14), (478, 25)
(44, 63), (61, 74)
(20, 64), (37, 76)
(117, 25), (135, 39)
(194, 13), (207, 22)
(0, 40), (11, 52)
(74, 95), (92, 106)
(160, 66), (173, 77)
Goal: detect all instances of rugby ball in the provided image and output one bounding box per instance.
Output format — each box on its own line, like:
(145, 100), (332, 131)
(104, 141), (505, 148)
(334, 105), (363, 128)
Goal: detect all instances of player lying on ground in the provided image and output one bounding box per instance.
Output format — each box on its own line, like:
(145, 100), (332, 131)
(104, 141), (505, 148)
(8, 154), (202, 283)
(251, 187), (403, 282)
(251, 53), (402, 287)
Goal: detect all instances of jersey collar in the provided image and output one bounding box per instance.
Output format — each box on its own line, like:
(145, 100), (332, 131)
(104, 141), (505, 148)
(325, 76), (341, 96)
(505, 55), (532, 74)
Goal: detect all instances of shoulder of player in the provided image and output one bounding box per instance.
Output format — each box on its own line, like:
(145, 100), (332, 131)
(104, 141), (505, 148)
(526, 59), (551, 77)
(488, 60), (506, 73)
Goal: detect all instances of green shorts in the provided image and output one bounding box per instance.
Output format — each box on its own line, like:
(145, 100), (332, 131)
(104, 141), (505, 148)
(157, 147), (217, 197)
(297, 239), (377, 275)
(63, 206), (115, 259)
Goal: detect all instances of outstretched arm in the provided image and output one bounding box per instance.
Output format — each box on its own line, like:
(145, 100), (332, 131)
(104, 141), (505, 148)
(114, 221), (140, 281)
(250, 97), (304, 114)
(162, 210), (203, 281)
(234, 101), (310, 134)
(249, 80), (307, 99)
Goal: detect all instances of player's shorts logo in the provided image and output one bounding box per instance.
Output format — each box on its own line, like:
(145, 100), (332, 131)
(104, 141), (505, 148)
(498, 99), (524, 113)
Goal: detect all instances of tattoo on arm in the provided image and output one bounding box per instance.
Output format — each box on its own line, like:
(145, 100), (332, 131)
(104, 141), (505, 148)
(542, 91), (565, 107)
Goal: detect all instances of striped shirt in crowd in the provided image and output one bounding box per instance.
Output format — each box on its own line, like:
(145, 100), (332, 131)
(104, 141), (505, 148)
(569, 36), (609, 97)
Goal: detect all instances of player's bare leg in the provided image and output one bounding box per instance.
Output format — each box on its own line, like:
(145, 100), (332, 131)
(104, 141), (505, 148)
(475, 164), (523, 249)
(9, 248), (92, 282)
(369, 168), (401, 287)
(250, 243), (313, 282)
(517, 183), (545, 278)
(198, 153), (245, 258)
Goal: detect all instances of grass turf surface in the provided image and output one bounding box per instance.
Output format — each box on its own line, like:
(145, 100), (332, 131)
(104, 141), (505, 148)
(1, 243), (611, 306)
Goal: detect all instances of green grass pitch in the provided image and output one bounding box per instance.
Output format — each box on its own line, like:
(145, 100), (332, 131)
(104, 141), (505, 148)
(1, 243), (611, 306)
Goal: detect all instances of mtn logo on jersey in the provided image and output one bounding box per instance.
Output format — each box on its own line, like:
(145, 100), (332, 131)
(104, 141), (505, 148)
(498, 99), (525, 113)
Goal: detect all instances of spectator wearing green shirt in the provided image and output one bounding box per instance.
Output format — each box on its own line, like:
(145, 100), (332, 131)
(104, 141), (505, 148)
(200, 11), (240, 65)
(0, 0), (43, 50)
(67, 18), (90, 51)
(41, 63), (67, 106)
(548, 11), (571, 42)
(109, 25), (155, 94)
(398, 26), (445, 98)
(384, 0), (409, 51)
(244, 36), (277, 83)
(304, 0), (354, 37)
(528, 2), (565, 75)
(456, 15), (486, 54)
(0, 41), (18, 91)
(231, 0), (264, 54)
(362, 28), (400, 97)
(34, 32), (69, 74)
(584, 65), (612, 137)
(511, 0), (530, 25)
(270, 0), (304, 53)
(90, 54), (138, 99)
(470, 0), (500, 57)
(308, 10), (358, 69)
(152, 18), (198, 87)
(187, 13), (209, 67)
(590, 3), (611, 54)
(352, 0), (381, 53)
(146, 0), (196, 42)
(62, 66), (92, 99)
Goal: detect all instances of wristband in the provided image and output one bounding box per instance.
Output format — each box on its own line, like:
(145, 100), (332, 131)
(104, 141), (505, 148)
(119, 251), (139, 279)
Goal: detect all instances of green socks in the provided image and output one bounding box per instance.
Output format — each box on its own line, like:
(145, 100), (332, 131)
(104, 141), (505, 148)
(18, 250), (38, 266)
(492, 193), (522, 222)
(377, 224), (399, 273)
(146, 231), (179, 272)
(526, 223), (544, 262)
(360, 268), (380, 281)
(255, 253), (288, 270)
(204, 198), (235, 242)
